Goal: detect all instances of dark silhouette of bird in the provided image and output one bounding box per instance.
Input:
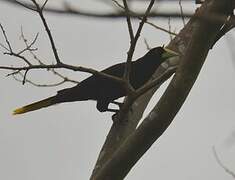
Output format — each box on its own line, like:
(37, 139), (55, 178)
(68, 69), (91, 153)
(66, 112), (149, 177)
(13, 47), (178, 115)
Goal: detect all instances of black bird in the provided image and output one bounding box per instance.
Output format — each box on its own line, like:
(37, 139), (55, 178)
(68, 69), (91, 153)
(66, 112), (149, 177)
(13, 47), (178, 115)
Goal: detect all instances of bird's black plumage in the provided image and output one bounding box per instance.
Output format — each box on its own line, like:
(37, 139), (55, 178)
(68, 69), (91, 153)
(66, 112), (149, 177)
(13, 47), (178, 115)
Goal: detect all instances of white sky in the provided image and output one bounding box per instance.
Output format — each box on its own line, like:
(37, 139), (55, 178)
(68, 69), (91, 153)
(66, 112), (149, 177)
(0, 0), (235, 180)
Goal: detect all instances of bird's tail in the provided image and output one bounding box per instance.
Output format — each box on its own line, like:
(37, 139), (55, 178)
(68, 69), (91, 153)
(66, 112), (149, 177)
(13, 96), (57, 115)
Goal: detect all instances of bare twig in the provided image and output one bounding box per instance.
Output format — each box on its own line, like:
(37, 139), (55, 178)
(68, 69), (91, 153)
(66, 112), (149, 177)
(18, 32), (39, 55)
(15, 0), (36, 11)
(41, 0), (49, 10)
(123, 0), (134, 41)
(22, 69), (29, 84)
(212, 147), (235, 178)
(145, 20), (177, 35)
(168, 17), (174, 40)
(133, 0), (156, 47)
(12, 71), (70, 87)
(6, 70), (21, 77)
(0, 42), (9, 51)
(50, 69), (79, 84)
(30, 0), (61, 64)
(0, 23), (12, 52)
(23, 72), (77, 86)
(144, 38), (151, 50)
(179, 0), (186, 26)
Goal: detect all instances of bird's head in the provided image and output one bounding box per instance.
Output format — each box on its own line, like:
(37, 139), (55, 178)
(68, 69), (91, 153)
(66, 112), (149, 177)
(146, 46), (179, 62)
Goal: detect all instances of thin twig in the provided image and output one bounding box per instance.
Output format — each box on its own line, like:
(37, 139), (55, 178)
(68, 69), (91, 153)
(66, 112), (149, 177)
(145, 20), (177, 36)
(0, 23), (12, 52)
(123, 0), (134, 41)
(18, 32), (39, 55)
(179, 0), (186, 26)
(22, 69), (29, 84)
(212, 146), (235, 178)
(41, 0), (49, 10)
(0, 42), (9, 51)
(168, 17), (173, 40)
(6, 70), (21, 77)
(4, 51), (32, 65)
(12, 72), (69, 87)
(20, 28), (45, 65)
(144, 38), (151, 50)
(51, 69), (79, 84)
(30, 0), (61, 64)
(15, 0), (36, 11)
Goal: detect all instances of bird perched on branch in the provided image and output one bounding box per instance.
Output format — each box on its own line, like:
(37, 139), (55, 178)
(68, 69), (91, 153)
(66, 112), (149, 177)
(13, 47), (179, 115)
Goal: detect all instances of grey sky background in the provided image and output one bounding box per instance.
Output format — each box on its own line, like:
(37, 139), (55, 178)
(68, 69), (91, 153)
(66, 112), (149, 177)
(0, 0), (235, 180)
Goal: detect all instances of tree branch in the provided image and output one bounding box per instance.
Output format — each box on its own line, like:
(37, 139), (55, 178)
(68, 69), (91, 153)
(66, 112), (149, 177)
(30, 0), (61, 64)
(1, 0), (194, 19)
(0, 63), (127, 85)
(92, 0), (233, 179)
(123, 0), (134, 41)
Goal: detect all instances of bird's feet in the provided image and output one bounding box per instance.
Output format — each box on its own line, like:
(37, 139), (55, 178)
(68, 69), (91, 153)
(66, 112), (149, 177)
(110, 101), (135, 123)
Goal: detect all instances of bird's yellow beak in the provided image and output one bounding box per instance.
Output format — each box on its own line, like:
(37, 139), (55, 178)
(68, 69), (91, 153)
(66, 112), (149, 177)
(162, 47), (179, 59)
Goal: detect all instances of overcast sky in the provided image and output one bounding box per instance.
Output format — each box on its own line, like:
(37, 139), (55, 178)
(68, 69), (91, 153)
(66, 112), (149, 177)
(0, 1), (235, 180)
